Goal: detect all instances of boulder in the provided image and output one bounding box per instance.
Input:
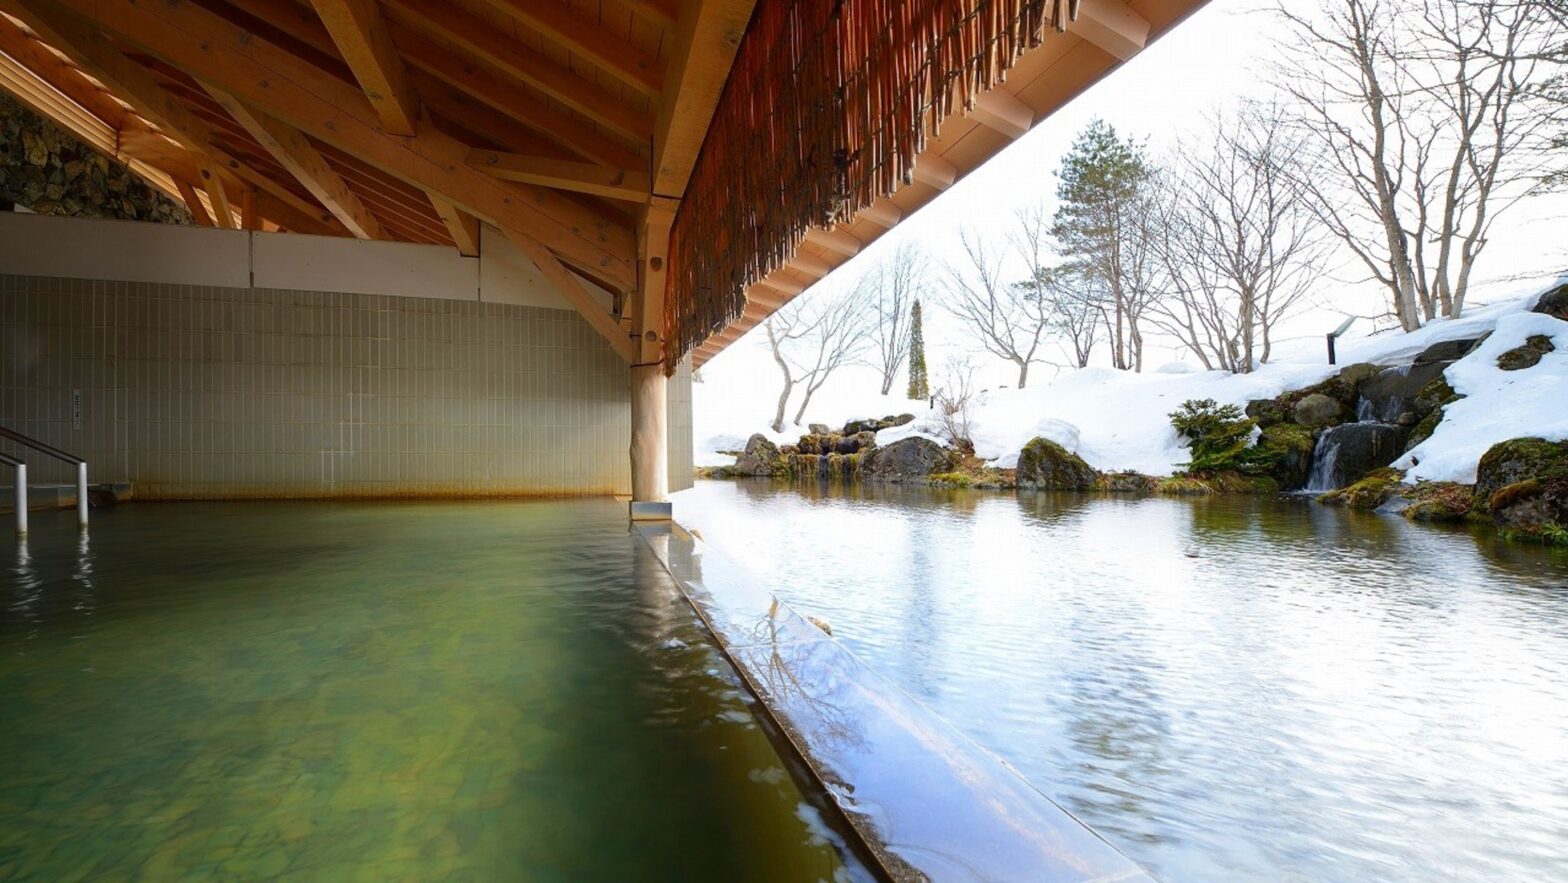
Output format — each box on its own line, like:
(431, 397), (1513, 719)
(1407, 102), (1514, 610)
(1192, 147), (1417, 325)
(731, 434), (782, 476)
(1404, 376), (1463, 453)
(1015, 437), (1098, 490)
(1317, 467), (1406, 509)
(842, 414), (916, 435)
(1533, 283), (1568, 321)
(864, 437), (955, 478)
(1474, 438), (1568, 508)
(808, 423), (832, 436)
(1489, 478), (1568, 544)
(1412, 338), (1481, 366)
(1308, 422), (1406, 490)
(1293, 393), (1343, 428)
(1496, 335), (1556, 371)
(1256, 423), (1316, 490)
(1357, 362), (1448, 422)
(1245, 398), (1289, 428)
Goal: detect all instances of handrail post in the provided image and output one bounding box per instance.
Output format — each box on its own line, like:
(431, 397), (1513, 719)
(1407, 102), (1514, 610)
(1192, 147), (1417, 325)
(15, 463), (26, 536)
(76, 462), (88, 528)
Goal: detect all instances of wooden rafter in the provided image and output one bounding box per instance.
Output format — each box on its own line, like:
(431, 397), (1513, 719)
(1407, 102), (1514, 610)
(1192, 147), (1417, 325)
(467, 150), (649, 203)
(206, 85), (385, 240)
(652, 0), (757, 197)
(31, 0), (637, 289)
(428, 193), (478, 256)
(308, 0), (417, 136)
(506, 232), (636, 363)
(383, 0), (651, 144)
(475, 0), (664, 98)
(175, 178), (213, 225)
(394, 27), (643, 172)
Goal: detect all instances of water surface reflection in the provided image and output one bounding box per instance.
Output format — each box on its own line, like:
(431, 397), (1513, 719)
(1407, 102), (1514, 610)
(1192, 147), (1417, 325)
(676, 479), (1568, 882)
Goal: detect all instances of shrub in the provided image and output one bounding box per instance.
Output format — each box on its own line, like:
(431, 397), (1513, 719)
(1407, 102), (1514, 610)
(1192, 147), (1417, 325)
(1169, 399), (1265, 473)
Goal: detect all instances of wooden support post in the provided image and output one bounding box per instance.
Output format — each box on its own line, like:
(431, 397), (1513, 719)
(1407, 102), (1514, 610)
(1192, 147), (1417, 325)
(629, 364), (669, 519)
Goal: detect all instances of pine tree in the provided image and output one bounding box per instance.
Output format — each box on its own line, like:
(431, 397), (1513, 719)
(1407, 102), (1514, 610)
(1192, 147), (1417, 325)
(906, 299), (929, 401)
(1051, 118), (1154, 372)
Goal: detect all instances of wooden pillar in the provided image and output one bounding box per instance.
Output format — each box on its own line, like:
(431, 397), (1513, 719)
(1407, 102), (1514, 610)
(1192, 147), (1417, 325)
(629, 364), (670, 519)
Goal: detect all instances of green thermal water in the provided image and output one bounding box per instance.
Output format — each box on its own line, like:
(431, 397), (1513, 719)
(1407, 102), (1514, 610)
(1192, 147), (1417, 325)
(0, 501), (857, 881)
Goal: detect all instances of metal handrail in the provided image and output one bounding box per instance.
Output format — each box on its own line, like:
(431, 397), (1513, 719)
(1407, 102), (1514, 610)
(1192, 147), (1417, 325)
(0, 425), (84, 464)
(0, 425), (87, 531)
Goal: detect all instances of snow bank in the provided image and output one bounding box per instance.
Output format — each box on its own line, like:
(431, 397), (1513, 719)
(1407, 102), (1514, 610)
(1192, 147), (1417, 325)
(694, 279), (1562, 478)
(1396, 311), (1568, 484)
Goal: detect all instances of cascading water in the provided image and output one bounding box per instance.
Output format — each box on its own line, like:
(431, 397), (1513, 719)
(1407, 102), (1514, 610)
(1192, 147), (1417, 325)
(1305, 422), (1406, 491)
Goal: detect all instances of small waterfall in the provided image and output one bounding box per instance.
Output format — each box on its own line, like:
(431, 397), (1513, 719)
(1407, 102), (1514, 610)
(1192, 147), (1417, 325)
(1306, 422), (1406, 491)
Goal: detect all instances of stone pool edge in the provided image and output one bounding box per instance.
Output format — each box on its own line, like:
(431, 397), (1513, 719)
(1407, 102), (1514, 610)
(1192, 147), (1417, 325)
(634, 521), (1155, 883)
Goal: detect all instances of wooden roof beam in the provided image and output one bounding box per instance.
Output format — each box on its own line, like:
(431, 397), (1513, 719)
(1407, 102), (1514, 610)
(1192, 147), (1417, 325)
(858, 200), (902, 229)
(428, 193), (478, 256)
(206, 86), (385, 240)
(912, 154), (958, 191)
(30, 0), (636, 289)
(652, 0), (756, 197)
(1067, 0), (1150, 61)
(308, 0), (417, 136)
(971, 90), (1034, 139)
(467, 150), (650, 203)
(804, 226), (860, 259)
(395, 28), (644, 172)
(383, 0), (651, 144)
(477, 0), (664, 98)
(174, 178), (213, 225)
(506, 232), (636, 363)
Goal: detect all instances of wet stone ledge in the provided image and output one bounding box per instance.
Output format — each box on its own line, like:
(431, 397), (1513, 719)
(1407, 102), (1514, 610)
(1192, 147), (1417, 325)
(636, 523), (1154, 883)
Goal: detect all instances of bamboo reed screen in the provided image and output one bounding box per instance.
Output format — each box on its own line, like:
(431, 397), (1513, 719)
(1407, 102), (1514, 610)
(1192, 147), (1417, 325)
(664, 0), (1078, 369)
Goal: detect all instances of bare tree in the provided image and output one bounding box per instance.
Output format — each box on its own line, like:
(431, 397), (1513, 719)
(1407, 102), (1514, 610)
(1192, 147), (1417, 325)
(933, 355), (979, 453)
(763, 284), (873, 432)
(1275, 0), (1556, 330)
(1032, 264), (1102, 369)
(867, 242), (925, 395)
(940, 210), (1054, 388)
(1151, 105), (1328, 372)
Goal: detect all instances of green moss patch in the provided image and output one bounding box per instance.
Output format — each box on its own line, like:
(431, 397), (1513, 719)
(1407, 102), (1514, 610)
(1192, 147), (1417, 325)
(1401, 481), (1474, 522)
(1318, 468), (1406, 509)
(1496, 335), (1556, 371)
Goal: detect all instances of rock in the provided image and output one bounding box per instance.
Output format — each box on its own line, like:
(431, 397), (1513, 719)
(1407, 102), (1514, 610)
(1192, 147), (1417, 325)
(864, 437), (955, 478)
(1245, 398), (1289, 428)
(1256, 423), (1316, 490)
(1317, 467), (1406, 509)
(808, 423), (831, 436)
(731, 433), (782, 476)
(1357, 362), (1448, 422)
(1308, 422), (1406, 490)
(1412, 338), (1481, 366)
(1096, 471), (1159, 493)
(1293, 393), (1343, 428)
(1489, 478), (1568, 545)
(1533, 283), (1568, 321)
(1473, 437), (1568, 509)
(1404, 376), (1463, 453)
(1015, 437), (1097, 490)
(842, 414), (915, 435)
(1401, 481), (1474, 522)
(1496, 335), (1556, 371)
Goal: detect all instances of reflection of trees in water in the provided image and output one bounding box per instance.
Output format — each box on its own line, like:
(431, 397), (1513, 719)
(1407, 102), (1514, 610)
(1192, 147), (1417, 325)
(898, 515), (941, 700)
(757, 599), (863, 754)
(1059, 629), (1174, 842)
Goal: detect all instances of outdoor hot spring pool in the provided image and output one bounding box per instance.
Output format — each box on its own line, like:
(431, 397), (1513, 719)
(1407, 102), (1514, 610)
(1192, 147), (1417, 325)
(0, 500), (864, 880)
(677, 479), (1568, 883)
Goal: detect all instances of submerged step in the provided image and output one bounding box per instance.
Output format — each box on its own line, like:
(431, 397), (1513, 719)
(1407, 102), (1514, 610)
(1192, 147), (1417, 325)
(637, 522), (1154, 883)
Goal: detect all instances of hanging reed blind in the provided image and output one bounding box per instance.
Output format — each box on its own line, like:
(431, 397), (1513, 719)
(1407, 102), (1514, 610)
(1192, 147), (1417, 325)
(664, 0), (1078, 369)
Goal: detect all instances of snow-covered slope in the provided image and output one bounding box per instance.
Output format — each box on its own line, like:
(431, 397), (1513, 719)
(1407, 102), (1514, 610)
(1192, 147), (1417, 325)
(694, 279), (1566, 480)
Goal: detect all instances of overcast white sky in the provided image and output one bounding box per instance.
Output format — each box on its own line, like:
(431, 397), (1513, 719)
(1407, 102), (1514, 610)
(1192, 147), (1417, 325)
(701, 0), (1568, 389)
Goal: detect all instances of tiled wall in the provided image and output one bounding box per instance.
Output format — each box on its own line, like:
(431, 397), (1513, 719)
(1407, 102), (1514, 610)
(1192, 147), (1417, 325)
(0, 274), (692, 498)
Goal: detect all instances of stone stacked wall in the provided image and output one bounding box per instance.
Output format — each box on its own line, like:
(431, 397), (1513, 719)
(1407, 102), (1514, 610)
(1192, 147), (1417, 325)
(0, 93), (191, 223)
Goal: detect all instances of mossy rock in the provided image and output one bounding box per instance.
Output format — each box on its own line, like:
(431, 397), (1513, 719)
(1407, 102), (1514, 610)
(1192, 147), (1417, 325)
(842, 414), (916, 435)
(1245, 398), (1290, 429)
(926, 472), (974, 488)
(1473, 438), (1568, 509)
(1016, 438), (1098, 490)
(1155, 476), (1214, 496)
(1489, 477), (1568, 546)
(1276, 362), (1381, 413)
(1403, 376), (1464, 453)
(1255, 423), (1316, 490)
(1401, 481), (1474, 522)
(1096, 471), (1159, 493)
(1496, 335), (1556, 371)
(1533, 283), (1568, 321)
(1292, 393), (1343, 428)
(1318, 467), (1405, 509)
(864, 437), (956, 478)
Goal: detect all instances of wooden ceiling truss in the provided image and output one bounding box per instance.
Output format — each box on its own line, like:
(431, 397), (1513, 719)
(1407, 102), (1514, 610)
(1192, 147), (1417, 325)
(0, 0), (1204, 369)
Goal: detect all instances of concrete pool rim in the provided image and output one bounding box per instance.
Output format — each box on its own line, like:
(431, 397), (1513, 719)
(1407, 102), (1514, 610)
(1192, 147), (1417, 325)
(635, 519), (1155, 883)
